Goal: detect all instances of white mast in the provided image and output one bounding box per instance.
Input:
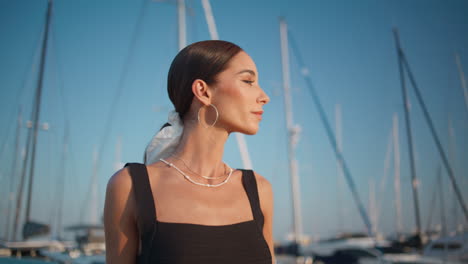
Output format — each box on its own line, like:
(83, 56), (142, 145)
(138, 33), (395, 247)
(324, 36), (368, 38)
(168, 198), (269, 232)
(201, 0), (252, 169)
(376, 124), (393, 236)
(369, 179), (377, 236)
(392, 113), (403, 236)
(201, 0), (219, 40)
(177, 0), (186, 51)
(90, 146), (99, 224)
(279, 17), (303, 243)
(335, 104), (344, 233)
(455, 53), (468, 114)
(114, 136), (124, 171)
(448, 118), (459, 232)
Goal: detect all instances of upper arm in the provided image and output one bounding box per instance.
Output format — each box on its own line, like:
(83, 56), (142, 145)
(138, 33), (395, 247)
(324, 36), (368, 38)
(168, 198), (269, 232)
(255, 171), (275, 262)
(104, 168), (139, 264)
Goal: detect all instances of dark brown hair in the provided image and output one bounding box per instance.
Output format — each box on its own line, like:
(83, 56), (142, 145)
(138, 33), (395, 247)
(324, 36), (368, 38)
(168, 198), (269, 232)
(167, 40), (243, 121)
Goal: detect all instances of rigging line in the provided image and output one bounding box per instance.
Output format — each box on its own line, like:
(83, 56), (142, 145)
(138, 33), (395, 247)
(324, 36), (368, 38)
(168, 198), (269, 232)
(95, 0), (150, 169)
(400, 49), (468, 222)
(13, 0), (53, 239)
(81, 0), (151, 220)
(12, 110), (34, 240)
(24, 0), (53, 226)
(49, 22), (69, 239)
(50, 20), (79, 228)
(287, 30), (374, 236)
(0, 25), (44, 164)
(50, 21), (70, 125)
(393, 29), (423, 238)
(4, 107), (22, 240)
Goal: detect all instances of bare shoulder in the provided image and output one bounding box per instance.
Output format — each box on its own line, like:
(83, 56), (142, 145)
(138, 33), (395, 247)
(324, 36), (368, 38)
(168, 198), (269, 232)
(105, 167), (136, 219)
(104, 167), (139, 264)
(252, 171), (273, 210)
(253, 171), (273, 195)
(106, 167), (133, 196)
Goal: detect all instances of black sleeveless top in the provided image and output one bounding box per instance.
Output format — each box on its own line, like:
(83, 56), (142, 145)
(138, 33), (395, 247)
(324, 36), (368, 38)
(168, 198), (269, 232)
(125, 163), (272, 264)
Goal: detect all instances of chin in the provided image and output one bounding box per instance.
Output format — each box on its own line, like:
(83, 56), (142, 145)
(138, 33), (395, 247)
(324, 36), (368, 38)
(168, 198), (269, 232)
(226, 121), (259, 135)
(239, 125), (259, 135)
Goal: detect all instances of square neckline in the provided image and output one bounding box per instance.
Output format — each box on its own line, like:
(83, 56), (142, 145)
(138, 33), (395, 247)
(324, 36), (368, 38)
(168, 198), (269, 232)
(155, 219), (256, 228)
(143, 165), (256, 227)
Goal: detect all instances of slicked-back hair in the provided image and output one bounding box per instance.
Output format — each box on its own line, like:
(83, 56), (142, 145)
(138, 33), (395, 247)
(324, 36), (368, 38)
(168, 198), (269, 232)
(167, 40), (243, 121)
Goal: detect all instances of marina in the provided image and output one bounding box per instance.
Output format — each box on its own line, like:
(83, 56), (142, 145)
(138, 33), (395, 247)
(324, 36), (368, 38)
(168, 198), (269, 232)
(1, 0), (467, 263)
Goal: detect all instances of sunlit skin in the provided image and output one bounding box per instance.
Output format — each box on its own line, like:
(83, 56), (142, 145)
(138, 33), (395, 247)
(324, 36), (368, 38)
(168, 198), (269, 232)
(207, 51), (270, 135)
(104, 51), (274, 264)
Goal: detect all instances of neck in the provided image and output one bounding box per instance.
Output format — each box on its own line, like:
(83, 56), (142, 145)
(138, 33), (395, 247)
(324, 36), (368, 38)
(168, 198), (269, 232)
(171, 118), (229, 178)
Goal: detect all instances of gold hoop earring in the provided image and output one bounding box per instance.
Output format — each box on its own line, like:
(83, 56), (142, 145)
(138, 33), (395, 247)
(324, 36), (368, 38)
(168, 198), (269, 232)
(197, 104), (219, 127)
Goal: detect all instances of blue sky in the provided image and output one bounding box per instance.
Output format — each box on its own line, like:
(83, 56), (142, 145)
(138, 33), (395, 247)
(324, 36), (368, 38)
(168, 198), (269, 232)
(0, 0), (467, 242)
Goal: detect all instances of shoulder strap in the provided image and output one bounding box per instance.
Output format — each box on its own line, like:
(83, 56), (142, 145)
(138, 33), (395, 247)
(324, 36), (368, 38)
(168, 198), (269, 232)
(241, 169), (264, 231)
(125, 163), (156, 239)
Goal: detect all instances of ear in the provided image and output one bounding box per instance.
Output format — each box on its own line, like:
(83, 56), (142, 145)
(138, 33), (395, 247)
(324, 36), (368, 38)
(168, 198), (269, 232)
(191, 79), (212, 106)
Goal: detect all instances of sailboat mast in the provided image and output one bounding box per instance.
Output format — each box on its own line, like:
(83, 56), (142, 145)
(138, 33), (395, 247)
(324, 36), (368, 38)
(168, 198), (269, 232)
(24, 0), (53, 226)
(287, 27), (373, 236)
(279, 18), (303, 243)
(448, 118), (459, 232)
(394, 29), (468, 224)
(13, 0), (53, 240)
(392, 114), (403, 236)
(54, 122), (68, 239)
(5, 108), (22, 240)
(177, 0), (186, 51)
(335, 104), (344, 233)
(455, 53), (468, 114)
(437, 166), (447, 237)
(392, 28), (423, 239)
(201, 0), (219, 40)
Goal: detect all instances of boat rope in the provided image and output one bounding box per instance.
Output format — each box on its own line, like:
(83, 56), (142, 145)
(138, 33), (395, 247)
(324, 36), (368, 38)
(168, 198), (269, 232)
(80, 0), (151, 223)
(0, 25), (43, 166)
(48, 25), (71, 238)
(287, 30), (375, 237)
(398, 42), (468, 222)
(393, 28), (423, 237)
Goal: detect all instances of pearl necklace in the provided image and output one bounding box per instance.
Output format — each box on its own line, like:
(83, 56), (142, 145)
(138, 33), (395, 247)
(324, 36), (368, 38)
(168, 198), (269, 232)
(171, 155), (227, 180)
(160, 158), (234, 188)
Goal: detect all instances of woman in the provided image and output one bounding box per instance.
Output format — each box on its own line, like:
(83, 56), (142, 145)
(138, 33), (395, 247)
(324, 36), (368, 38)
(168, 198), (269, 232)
(104, 40), (273, 264)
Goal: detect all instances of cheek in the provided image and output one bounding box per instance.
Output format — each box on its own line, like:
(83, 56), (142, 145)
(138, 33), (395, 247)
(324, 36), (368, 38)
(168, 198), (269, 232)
(223, 83), (242, 97)
(216, 84), (245, 105)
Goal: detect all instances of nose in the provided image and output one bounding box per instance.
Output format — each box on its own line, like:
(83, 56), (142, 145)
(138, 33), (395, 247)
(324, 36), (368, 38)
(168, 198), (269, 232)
(257, 86), (270, 105)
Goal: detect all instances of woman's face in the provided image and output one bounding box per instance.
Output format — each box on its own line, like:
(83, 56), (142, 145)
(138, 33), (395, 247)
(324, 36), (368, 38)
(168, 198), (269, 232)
(210, 51), (270, 135)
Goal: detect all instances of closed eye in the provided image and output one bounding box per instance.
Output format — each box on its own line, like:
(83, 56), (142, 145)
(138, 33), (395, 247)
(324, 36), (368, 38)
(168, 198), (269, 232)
(243, 80), (254, 85)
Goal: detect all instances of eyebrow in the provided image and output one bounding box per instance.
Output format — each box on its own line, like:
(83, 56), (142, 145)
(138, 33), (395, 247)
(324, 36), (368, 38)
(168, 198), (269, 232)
(236, 69), (256, 76)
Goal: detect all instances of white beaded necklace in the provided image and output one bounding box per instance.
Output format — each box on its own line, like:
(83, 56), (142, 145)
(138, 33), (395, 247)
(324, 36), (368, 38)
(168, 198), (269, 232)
(160, 158), (234, 188)
(171, 155), (227, 180)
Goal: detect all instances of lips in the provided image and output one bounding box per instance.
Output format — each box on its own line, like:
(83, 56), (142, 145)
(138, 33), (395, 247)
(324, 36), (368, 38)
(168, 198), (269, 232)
(252, 111), (263, 119)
